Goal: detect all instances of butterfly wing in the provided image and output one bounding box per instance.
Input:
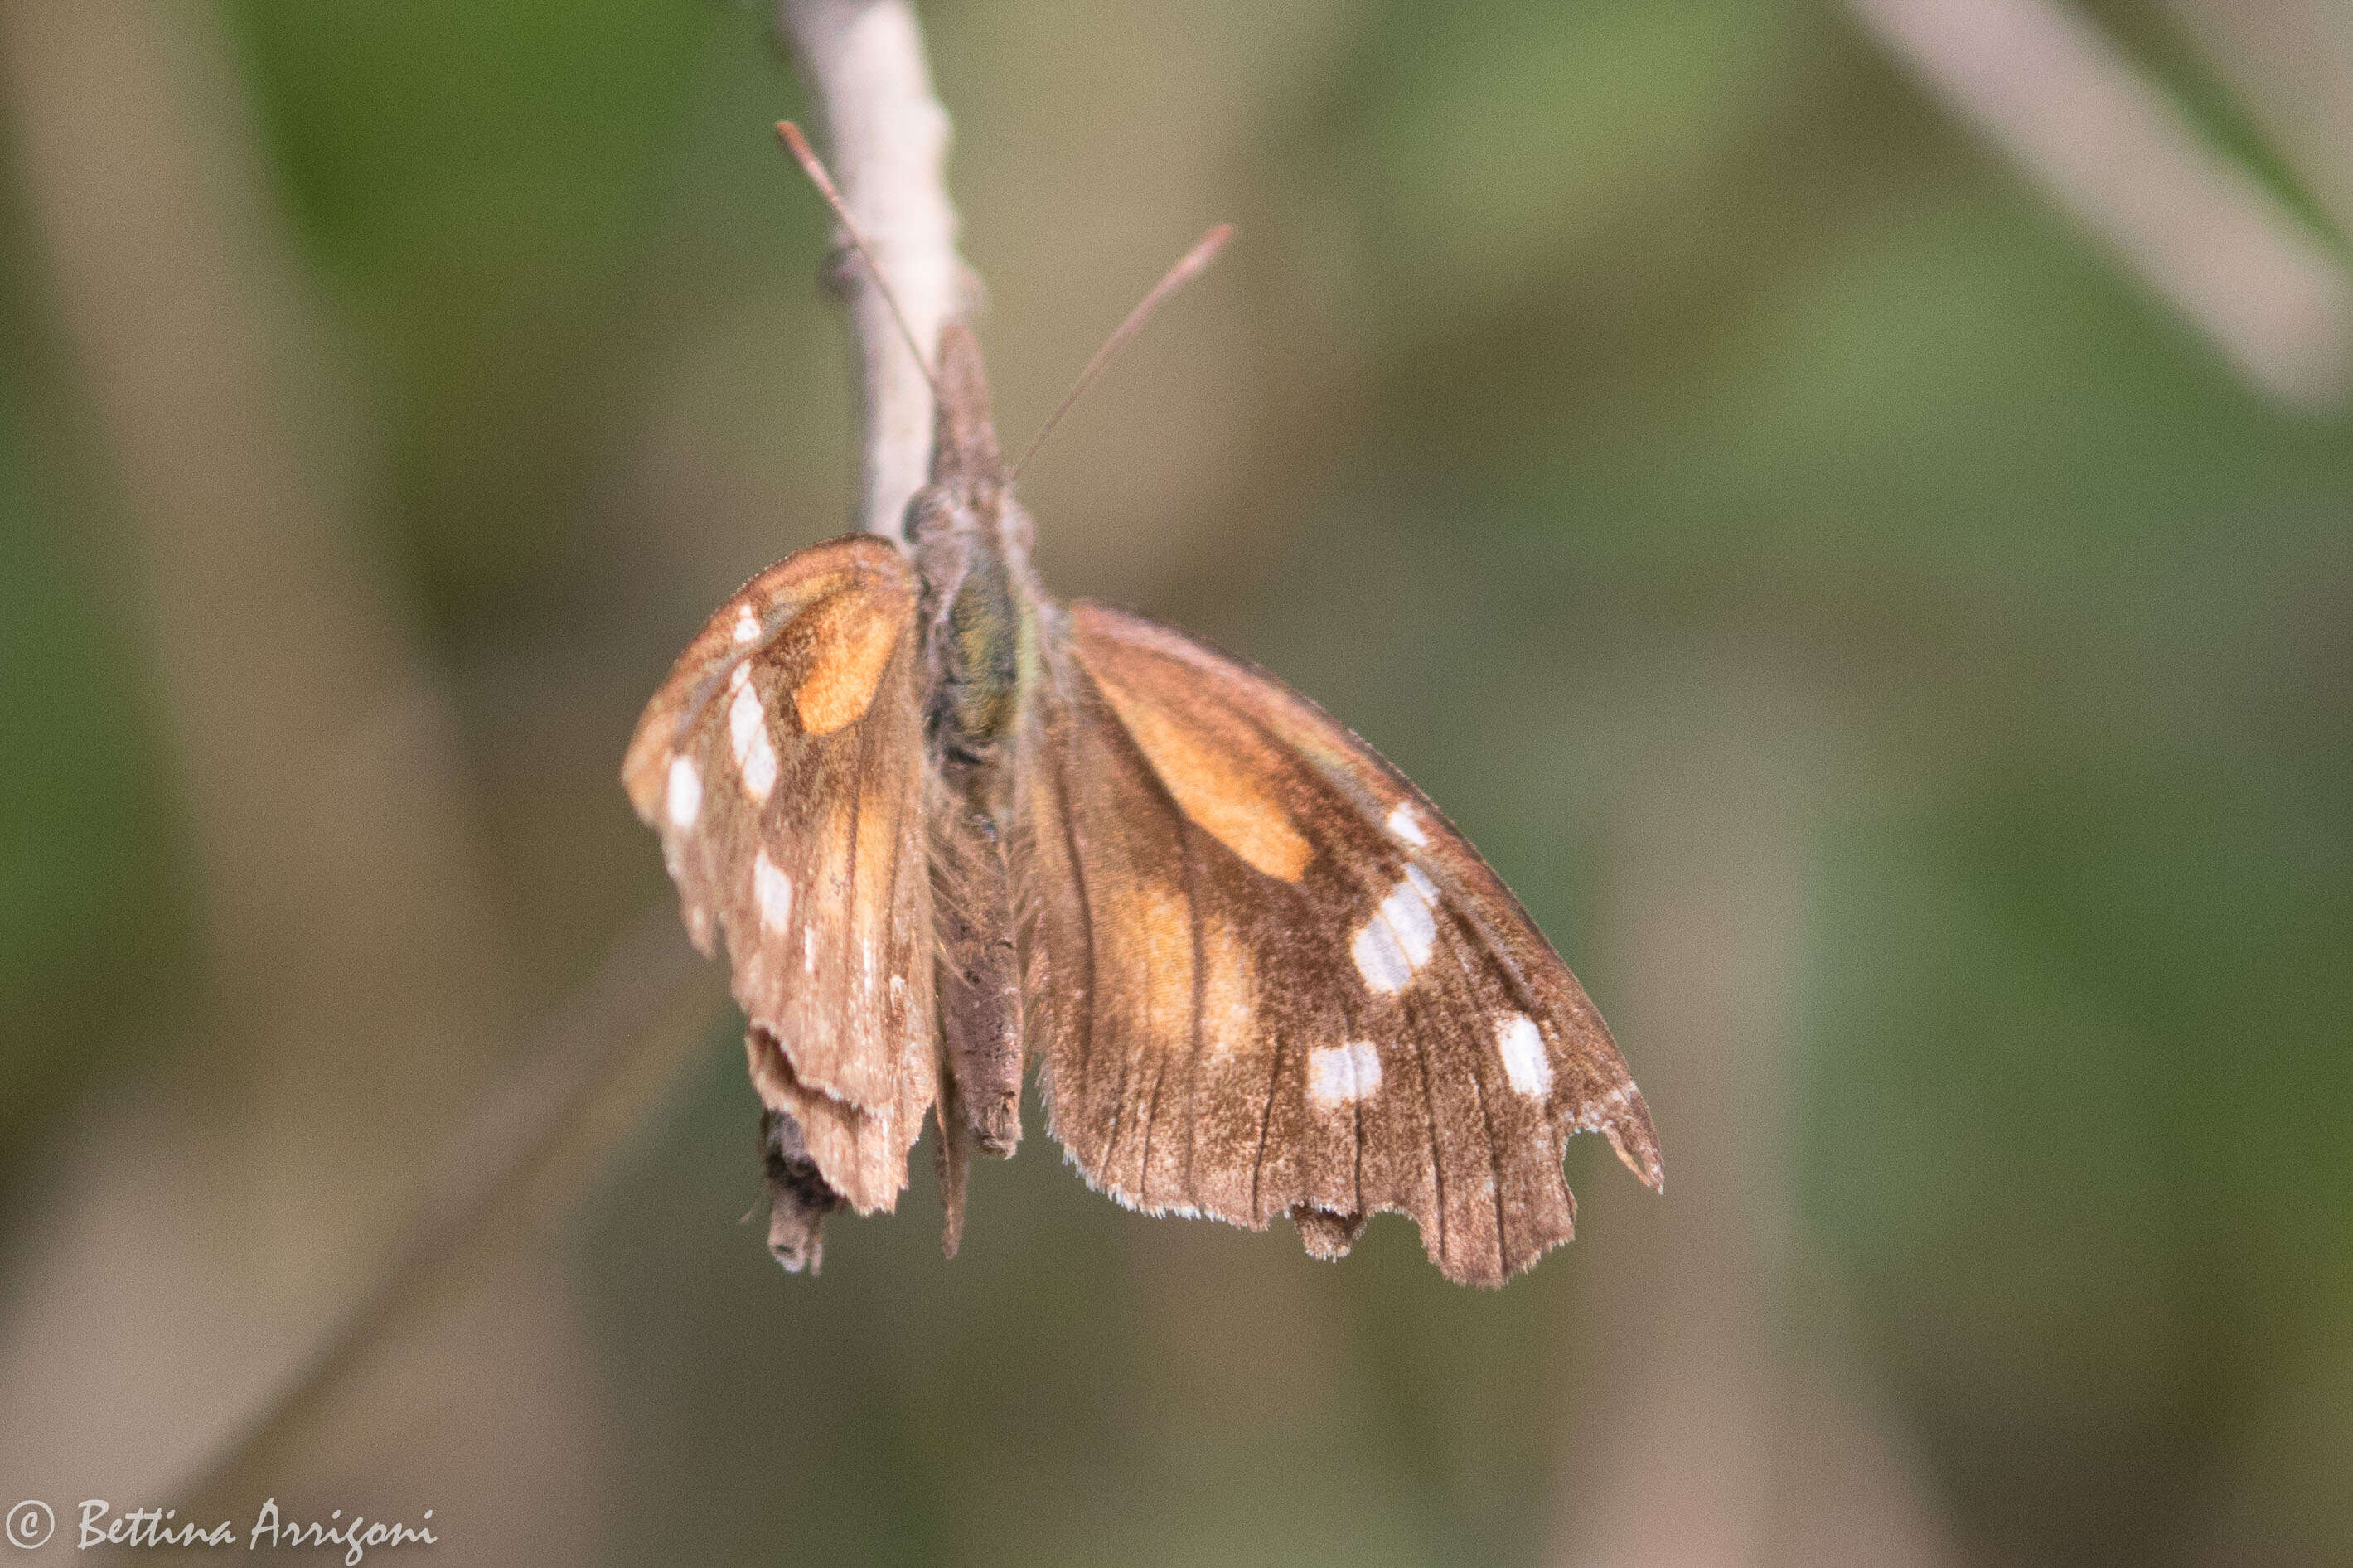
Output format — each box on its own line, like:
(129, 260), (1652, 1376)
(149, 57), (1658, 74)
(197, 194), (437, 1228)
(623, 535), (937, 1214)
(1017, 601), (1661, 1287)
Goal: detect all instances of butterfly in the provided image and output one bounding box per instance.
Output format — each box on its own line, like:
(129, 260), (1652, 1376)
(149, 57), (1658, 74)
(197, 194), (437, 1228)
(620, 125), (1661, 1286)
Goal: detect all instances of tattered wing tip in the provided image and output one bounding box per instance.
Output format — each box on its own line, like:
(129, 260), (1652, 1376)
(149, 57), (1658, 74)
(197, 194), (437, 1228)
(1407, 1175), (1579, 1290)
(1443, 1219), (1577, 1290)
(743, 1030), (921, 1216)
(1290, 1206), (1368, 1261)
(1601, 1088), (1666, 1193)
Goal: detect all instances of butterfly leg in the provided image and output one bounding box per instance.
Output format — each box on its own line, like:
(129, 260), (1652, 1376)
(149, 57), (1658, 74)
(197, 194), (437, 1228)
(932, 1076), (973, 1257)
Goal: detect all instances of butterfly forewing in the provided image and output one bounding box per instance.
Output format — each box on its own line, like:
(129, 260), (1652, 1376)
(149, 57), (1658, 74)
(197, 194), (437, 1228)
(622, 535), (937, 1212)
(1019, 601), (1660, 1286)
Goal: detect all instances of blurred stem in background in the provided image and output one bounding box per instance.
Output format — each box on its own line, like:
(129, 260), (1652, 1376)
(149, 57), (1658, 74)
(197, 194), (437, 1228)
(0, 0), (606, 1546)
(1552, 700), (1963, 1566)
(1851, 0), (2351, 409)
(2165, 0), (2353, 249)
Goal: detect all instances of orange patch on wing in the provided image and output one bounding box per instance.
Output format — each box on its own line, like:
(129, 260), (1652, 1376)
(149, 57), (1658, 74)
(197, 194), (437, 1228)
(792, 587), (908, 736)
(812, 796), (855, 910)
(1199, 914), (1255, 1061)
(851, 774), (898, 941)
(1135, 879), (1192, 965)
(1116, 879), (1197, 1077)
(1082, 659), (1314, 883)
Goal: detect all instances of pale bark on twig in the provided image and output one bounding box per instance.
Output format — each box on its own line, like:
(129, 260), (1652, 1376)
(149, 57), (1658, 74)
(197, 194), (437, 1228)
(777, 0), (966, 540)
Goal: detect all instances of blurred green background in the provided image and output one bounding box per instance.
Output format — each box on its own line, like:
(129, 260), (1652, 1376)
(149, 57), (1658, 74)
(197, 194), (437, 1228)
(2, 1), (2349, 1565)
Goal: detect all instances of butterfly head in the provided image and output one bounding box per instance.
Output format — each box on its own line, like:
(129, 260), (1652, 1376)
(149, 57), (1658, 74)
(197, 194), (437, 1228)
(910, 322), (1036, 566)
(929, 322), (1003, 492)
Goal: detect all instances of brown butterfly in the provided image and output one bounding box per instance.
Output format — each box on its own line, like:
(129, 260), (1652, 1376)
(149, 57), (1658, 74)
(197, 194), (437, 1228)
(620, 125), (1661, 1286)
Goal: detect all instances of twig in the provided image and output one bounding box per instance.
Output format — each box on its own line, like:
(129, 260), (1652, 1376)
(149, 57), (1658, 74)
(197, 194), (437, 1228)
(777, 0), (966, 540)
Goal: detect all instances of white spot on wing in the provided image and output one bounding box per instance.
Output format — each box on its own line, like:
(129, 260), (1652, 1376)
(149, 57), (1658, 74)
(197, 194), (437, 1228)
(1351, 865), (1440, 994)
(666, 754), (702, 829)
(753, 850), (793, 933)
(729, 681), (778, 803)
(1353, 923), (1411, 992)
(733, 606), (761, 643)
(1496, 1013), (1553, 1098)
(1385, 802), (1428, 847)
(1308, 1040), (1384, 1106)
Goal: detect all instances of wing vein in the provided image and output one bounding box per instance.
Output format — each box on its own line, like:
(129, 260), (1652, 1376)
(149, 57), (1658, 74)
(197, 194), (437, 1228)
(1249, 1031), (1285, 1226)
(845, 672), (878, 1062)
(1432, 904), (1513, 1275)
(1415, 1009), (1449, 1266)
(1048, 702), (1100, 1154)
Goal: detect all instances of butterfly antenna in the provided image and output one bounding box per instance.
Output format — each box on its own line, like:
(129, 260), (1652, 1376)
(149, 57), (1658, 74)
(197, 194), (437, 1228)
(1009, 223), (1233, 482)
(776, 121), (942, 399)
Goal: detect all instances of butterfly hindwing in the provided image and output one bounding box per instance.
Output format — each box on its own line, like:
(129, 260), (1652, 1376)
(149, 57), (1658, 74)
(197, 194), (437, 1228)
(1018, 601), (1661, 1286)
(622, 535), (937, 1213)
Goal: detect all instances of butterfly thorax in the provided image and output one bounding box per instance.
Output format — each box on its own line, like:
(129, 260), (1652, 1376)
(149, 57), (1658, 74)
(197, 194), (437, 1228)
(908, 323), (1043, 824)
